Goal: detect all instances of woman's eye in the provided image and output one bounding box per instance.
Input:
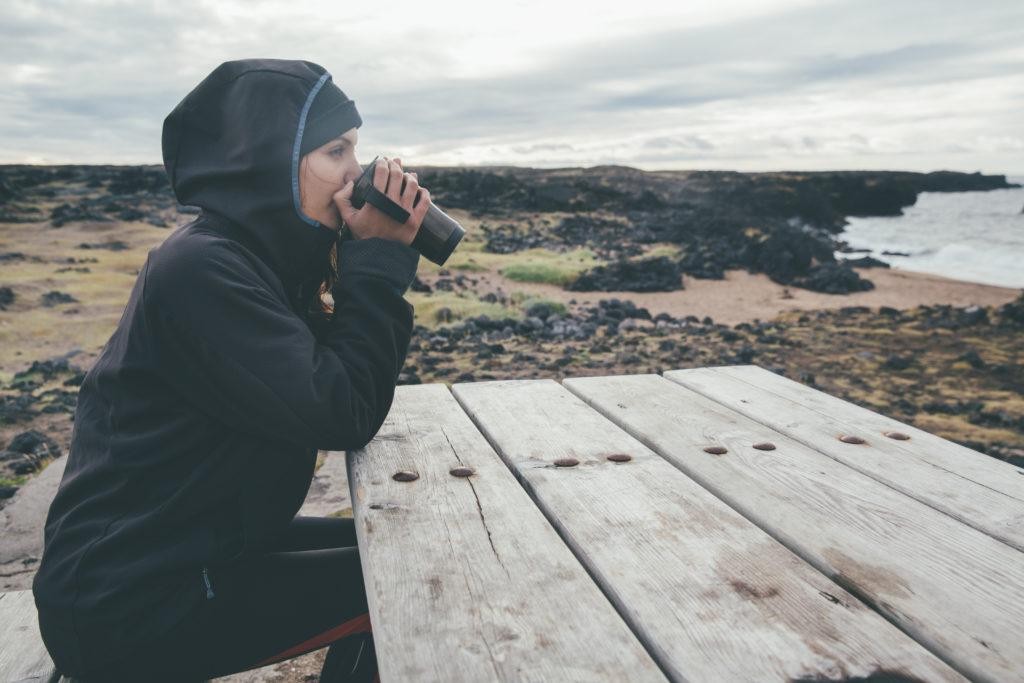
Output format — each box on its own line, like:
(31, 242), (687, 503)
(330, 147), (345, 156)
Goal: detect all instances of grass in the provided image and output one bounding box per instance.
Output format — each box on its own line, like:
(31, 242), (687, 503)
(407, 290), (513, 327)
(502, 262), (575, 285)
(641, 243), (684, 260)
(416, 230), (602, 285)
(498, 248), (600, 286)
(407, 289), (574, 330)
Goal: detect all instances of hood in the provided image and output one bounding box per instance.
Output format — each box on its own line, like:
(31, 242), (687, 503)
(161, 58), (358, 294)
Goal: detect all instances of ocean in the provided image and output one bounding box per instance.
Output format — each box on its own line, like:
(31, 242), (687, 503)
(835, 176), (1024, 289)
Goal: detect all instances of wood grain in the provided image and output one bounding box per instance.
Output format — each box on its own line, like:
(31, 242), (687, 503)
(346, 383), (666, 682)
(564, 372), (1024, 683)
(665, 365), (1024, 552)
(454, 378), (963, 683)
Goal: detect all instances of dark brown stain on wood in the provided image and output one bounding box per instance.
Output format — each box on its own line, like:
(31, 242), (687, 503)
(822, 547), (913, 600)
(427, 575), (443, 601)
(728, 579), (780, 599)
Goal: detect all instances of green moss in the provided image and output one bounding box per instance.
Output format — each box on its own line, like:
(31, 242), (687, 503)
(0, 475), (29, 488)
(327, 506), (354, 518)
(502, 262), (574, 285)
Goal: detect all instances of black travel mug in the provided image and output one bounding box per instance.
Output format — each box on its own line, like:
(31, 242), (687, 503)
(346, 155), (465, 266)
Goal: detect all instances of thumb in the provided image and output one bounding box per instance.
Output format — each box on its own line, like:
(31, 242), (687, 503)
(333, 181), (355, 221)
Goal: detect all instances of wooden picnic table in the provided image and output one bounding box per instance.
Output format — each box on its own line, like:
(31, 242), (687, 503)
(346, 364), (1024, 683)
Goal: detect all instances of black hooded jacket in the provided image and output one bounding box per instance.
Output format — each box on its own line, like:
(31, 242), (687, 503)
(32, 59), (420, 674)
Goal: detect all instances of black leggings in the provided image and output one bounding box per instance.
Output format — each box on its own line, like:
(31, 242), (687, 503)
(83, 515), (378, 682)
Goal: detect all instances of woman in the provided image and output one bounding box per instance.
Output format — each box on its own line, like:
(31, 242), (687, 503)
(31, 58), (429, 682)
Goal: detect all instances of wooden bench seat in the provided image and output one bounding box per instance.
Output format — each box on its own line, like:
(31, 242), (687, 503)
(0, 589), (66, 683)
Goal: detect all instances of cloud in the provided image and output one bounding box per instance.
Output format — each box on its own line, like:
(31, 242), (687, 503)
(1, 0), (1022, 173)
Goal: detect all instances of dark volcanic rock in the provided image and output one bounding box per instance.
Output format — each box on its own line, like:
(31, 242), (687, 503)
(958, 349), (986, 369)
(818, 174), (918, 216)
(567, 256), (683, 292)
(838, 255), (890, 268)
(919, 170), (1020, 192)
(739, 225), (837, 284)
(107, 167), (171, 195)
(9, 358), (82, 388)
(789, 263), (875, 294)
(482, 221), (566, 254)
(40, 290), (79, 307)
(551, 214), (650, 257)
(524, 301), (562, 320)
(78, 240), (130, 251)
(0, 177), (17, 205)
(0, 286), (14, 310)
(410, 275), (432, 293)
(677, 234), (748, 279)
(0, 393), (38, 425)
(998, 291), (1024, 326)
(51, 202), (112, 227)
(1, 429), (62, 477)
(916, 303), (991, 330)
(883, 354), (915, 371)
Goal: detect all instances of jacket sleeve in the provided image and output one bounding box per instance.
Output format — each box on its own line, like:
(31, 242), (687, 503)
(145, 235), (420, 451)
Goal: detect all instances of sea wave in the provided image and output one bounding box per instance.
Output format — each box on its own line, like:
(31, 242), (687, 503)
(836, 178), (1024, 289)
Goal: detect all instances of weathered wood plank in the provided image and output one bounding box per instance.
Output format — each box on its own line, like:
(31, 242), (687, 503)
(452, 378), (964, 683)
(346, 383), (667, 683)
(0, 590), (60, 682)
(563, 373), (1024, 683)
(664, 365), (1024, 551)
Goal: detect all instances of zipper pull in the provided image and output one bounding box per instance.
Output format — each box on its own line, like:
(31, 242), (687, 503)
(202, 566), (215, 599)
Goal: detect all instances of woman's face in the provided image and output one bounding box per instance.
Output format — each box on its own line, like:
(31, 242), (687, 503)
(299, 127), (361, 230)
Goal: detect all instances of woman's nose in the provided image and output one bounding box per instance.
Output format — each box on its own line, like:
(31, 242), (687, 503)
(346, 158), (362, 185)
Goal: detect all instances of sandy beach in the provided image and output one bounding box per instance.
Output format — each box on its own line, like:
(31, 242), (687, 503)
(427, 265), (1022, 326)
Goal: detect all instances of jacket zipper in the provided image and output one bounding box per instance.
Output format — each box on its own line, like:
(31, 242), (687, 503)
(202, 565), (216, 599)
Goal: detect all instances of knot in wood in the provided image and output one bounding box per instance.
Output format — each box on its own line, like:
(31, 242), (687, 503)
(392, 470), (419, 482)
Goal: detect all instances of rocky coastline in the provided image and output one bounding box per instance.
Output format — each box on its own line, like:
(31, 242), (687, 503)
(1, 163), (1022, 504)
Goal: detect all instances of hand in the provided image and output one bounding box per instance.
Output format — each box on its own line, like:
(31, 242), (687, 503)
(333, 156), (430, 246)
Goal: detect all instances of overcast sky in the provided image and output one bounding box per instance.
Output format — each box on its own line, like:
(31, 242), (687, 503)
(2, 0), (1022, 174)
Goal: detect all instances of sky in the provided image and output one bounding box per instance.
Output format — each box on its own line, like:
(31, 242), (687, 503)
(1, 0), (1022, 174)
